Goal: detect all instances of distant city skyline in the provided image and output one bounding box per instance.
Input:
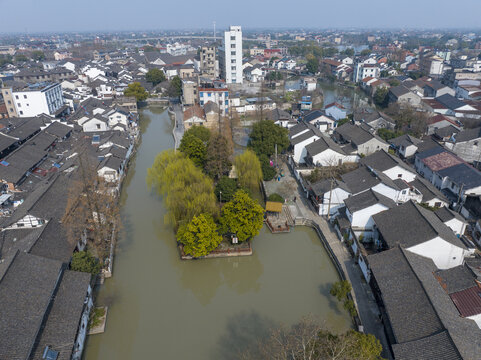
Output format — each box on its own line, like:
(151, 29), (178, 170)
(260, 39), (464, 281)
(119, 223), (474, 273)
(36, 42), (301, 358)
(1, 0), (481, 34)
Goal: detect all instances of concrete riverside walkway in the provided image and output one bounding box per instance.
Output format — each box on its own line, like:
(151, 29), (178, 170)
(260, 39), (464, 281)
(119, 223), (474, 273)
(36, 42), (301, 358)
(171, 104), (184, 149)
(293, 193), (392, 359)
(273, 165), (392, 359)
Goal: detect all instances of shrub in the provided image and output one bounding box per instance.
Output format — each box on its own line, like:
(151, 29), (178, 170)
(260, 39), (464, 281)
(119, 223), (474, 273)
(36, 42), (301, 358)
(267, 193), (284, 203)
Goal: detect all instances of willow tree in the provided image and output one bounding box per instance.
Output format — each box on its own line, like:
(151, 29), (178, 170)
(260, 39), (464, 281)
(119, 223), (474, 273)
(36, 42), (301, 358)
(234, 149), (263, 192)
(147, 149), (218, 228)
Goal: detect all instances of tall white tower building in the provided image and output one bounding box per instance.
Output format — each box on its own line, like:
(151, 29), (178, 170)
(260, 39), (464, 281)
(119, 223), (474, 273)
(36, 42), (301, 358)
(220, 25), (243, 84)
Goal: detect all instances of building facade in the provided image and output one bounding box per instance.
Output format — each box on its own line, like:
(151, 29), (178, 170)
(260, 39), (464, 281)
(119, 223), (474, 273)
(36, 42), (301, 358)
(1, 82), (65, 118)
(200, 46), (217, 79)
(219, 26), (243, 84)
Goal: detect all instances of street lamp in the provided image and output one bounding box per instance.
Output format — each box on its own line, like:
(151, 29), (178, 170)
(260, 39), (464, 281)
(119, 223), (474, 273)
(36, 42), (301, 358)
(219, 191), (222, 203)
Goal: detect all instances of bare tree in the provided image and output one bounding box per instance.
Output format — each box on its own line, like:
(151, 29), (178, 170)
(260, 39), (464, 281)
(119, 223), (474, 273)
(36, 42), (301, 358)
(62, 152), (120, 262)
(241, 316), (384, 360)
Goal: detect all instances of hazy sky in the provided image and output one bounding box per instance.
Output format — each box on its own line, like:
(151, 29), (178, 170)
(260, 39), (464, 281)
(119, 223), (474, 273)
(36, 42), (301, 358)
(1, 0), (481, 33)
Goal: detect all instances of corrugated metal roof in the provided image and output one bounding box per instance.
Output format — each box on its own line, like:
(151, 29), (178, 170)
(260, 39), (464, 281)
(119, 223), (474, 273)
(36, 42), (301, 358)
(450, 286), (481, 317)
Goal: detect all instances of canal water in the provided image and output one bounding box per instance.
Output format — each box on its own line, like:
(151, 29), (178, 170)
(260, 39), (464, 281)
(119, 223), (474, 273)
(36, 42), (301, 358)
(84, 107), (351, 359)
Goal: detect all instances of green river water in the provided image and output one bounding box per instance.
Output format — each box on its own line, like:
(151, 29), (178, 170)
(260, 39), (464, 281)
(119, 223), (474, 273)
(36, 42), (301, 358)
(83, 107), (351, 359)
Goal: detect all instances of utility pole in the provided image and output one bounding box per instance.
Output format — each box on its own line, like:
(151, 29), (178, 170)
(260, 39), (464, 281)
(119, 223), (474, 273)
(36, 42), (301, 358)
(327, 176), (334, 220)
(275, 143), (278, 168)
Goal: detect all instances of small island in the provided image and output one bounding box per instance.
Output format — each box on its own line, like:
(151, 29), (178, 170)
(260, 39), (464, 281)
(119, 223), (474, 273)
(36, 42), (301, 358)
(147, 122), (288, 259)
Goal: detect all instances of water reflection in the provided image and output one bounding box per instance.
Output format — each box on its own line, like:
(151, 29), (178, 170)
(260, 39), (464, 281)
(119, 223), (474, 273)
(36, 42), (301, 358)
(84, 108), (351, 360)
(213, 310), (278, 360)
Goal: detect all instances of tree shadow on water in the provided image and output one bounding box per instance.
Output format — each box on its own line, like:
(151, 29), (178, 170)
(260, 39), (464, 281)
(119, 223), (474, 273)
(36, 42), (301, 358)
(212, 310), (279, 360)
(319, 283), (342, 316)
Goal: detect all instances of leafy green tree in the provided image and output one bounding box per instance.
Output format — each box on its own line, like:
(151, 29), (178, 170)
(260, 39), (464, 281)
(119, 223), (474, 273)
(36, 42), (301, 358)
(185, 125), (211, 143)
(323, 47), (338, 57)
(147, 150), (218, 227)
(215, 176), (237, 203)
(145, 68), (166, 86)
(167, 75), (182, 97)
(306, 55), (319, 74)
(342, 48), (355, 57)
(0, 54), (13, 66)
(31, 50), (45, 61)
(248, 120), (289, 157)
(267, 193), (284, 203)
(373, 87), (389, 108)
(234, 150), (263, 192)
(177, 213), (222, 257)
(330, 280), (352, 302)
(360, 49), (371, 56)
(259, 154), (276, 181)
(377, 128), (403, 141)
(205, 133), (232, 179)
(142, 46), (156, 52)
(70, 251), (101, 275)
(14, 54), (28, 62)
(124, 82), (149, 102)
(179, 133), (207, 167)
(219, 190), (264, 242)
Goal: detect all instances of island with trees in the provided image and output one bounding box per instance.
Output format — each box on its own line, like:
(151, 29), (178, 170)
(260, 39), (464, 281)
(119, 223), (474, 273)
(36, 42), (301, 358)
(147, 125), (278, 259)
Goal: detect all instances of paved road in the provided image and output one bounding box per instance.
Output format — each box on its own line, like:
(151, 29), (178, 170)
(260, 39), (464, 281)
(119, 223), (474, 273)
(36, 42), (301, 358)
(172, 104), (184, 149)
(286, 171), (392, 359)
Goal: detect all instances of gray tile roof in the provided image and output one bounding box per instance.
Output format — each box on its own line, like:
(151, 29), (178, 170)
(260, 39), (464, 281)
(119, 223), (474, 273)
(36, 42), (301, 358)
(334, 123), (374, 145)
(434, 207), (465, 223)
(368, 247), (445, 344)
(305, 135), (346, 157)
(360, 149), (415, 174)
(389, 134), (422, 148)
(290, 129), (318, 145)
(408, 176), (448, 203)
(453, 126), (481, 143)
(435, 265), (477, 294)
(437, 163), (481, 190)
(309, 178), (350, 196)
(436, 94), (466, 110)
(389, 85), (410, 98)
(404, 251), (481, 360)
(32, 270), (91, 360)
(44, 121), (73, 139)
(344, 189), (395, 213)
(391, 330), (462, 360)
(341, 167), (380, 195)
(372, 201), (466, 249)
(0, 251), (63, 360)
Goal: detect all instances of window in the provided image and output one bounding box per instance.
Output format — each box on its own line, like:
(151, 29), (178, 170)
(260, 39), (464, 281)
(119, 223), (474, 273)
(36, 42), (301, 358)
(96, 124), (101, 129)
(23, 95), (27, 99)
(19, 111), (23, 115)
(231, 51), (236, 56)
(7, 100), (11, 104)
(435, 202), (441, 207)
(17, 103), (21, 107)
(398, 174), (402, 178)
(15, 95), (18, 99)
(231, 66), (236, 70)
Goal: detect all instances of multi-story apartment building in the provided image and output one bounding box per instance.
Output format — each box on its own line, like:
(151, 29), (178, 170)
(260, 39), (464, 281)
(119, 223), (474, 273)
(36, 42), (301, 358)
(200, 46), (217, 78)
(198, 85), (229, 115)
(353, 63), (380, 82)
(219, 26), (243, 84)
(1, 82), (65, 118)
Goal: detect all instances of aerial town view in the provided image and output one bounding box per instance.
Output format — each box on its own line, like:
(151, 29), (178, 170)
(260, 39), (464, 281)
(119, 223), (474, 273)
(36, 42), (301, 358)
(1, 1), (481, 359)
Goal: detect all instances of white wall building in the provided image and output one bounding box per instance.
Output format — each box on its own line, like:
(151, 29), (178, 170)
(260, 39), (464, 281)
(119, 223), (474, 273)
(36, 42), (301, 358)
(220, 26), (243, 84)
(4, 83), (64, 118)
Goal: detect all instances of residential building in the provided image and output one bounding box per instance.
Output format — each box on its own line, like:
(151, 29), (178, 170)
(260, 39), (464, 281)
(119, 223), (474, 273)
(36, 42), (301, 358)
(1, 82), (65, 118)
(444, 127), (481, 164)
(219, 26), (243, 84)
(198, 86), (229, 115)
(200, 46), (217, 78)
